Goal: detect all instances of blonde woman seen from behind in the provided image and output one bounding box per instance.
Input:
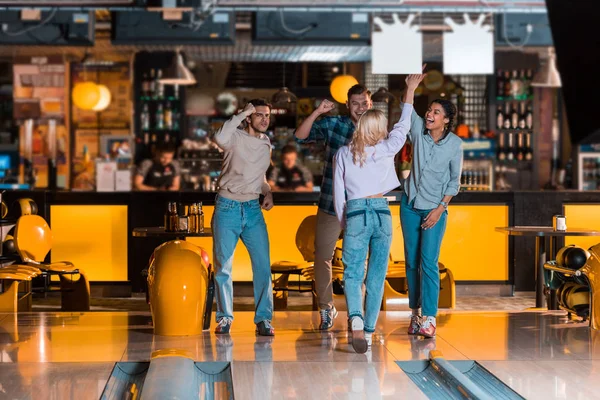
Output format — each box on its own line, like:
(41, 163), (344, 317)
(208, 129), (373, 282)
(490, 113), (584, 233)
(333, 104), (413, 354)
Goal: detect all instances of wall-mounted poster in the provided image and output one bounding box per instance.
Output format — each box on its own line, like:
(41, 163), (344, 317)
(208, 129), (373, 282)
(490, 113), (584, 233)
(13, 56), (69, 188)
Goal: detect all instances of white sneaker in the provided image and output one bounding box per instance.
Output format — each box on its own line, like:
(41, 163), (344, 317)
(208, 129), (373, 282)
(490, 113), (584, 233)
(365, 332), (372, 347)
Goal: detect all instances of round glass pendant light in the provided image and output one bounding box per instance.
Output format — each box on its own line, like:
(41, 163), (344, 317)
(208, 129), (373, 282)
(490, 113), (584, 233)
(72, 81), (100, 110)
(330, 75), (358, 103)
(92, 84), (112, 111)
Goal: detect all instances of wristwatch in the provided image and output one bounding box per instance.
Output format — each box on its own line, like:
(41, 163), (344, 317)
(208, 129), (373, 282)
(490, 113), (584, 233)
(439, 201), (448, 209)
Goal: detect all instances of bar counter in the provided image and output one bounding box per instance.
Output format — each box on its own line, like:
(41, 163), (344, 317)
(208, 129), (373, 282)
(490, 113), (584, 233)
(3, 189), (600, 295)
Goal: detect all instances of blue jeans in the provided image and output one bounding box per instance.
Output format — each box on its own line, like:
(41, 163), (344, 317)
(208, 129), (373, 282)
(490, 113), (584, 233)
(342, 198), (393, 333)
(211, 195), (273, 324)
(400, 194), (447, 317)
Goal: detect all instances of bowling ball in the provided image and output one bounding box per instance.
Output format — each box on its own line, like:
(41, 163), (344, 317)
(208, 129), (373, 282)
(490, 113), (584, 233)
(11, 198), (38, 218)
(2, 234), (16, 254)
(564, 246), (590, 270)
(556, 245), (575, 267)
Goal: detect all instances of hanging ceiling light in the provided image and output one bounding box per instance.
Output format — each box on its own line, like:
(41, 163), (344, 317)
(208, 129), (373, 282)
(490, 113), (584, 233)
(160, 50), (196, 86)
(92, 84), (112, 112)
(371, 87), (397, 104)
(531, 47), (562, 88)
(272, 63), (297, 107)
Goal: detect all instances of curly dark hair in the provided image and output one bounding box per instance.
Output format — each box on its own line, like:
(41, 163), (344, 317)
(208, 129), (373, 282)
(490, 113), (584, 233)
(247, 98), (272, 111)
(430, 99), (457, 135)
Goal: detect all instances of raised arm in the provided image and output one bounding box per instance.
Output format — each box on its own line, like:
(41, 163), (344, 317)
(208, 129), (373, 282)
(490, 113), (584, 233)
(376, 103), (412, 156)
(214, 103), (255, 150)
(294, 99), (335, 142)
(332, 150), (347, 227)
(402, 66), (427, 140)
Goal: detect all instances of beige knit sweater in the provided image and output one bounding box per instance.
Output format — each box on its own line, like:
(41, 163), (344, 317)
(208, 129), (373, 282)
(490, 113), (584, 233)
(214, 112), (272, 202)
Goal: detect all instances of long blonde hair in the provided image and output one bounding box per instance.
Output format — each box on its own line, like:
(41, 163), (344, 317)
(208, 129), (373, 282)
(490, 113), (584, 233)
(349, 109), (388, 167)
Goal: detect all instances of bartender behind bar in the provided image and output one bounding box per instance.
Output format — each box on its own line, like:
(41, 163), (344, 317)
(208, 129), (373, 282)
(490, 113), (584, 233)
(267, 144), (313, 192)
(134, 144), (181, 191)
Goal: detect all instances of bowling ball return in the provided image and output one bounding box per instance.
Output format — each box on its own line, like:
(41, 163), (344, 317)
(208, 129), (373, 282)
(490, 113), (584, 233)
(545, 243), (600, 328)
(133, 227), (215, 336)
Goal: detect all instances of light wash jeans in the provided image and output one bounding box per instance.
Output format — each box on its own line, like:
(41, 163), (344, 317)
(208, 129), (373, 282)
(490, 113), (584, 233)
(342, 198), (393, 333)
(400, 193), (447, 317)
(211, 195), (273, 324)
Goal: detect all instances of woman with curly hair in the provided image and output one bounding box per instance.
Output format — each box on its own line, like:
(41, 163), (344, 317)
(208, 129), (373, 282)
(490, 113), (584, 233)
(401, 69), (463, 339)
(332, 80), (415, 353)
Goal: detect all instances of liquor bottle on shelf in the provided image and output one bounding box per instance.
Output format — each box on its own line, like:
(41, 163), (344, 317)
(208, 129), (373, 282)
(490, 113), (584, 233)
(164, 202), (178, 232)
(510, 102), (519, 129)
(141, 103), (150, 131)
(172, 107), (180, 131)
(519, 69), (528, 100)
(503, 103), (511, 129)
(164, 101), (173, 130)
(174, 84), (180, 101)
(496, 105), (504, 130)
(503, 70), (512, 98)
(472, 123), (481, 140)
(518, 102), (527, 130)
(510, 70), (523, 99)
(497, 133), (506, 161)
(156, 103), (164, 130)
(506, 133), (515, 161)
(525, 103), (534, 130)
(141, 72), (150, 100)
(156, 69), (164, 100)
(526, 69), (534, 98)
(496, 69), (504, 99)
(524, 133), (533, 161)
(516, 133), (524, 161)
(149, 69), (156, 100)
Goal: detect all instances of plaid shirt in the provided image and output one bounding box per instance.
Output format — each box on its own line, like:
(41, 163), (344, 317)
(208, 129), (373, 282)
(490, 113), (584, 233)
(296, 116), (355, 215)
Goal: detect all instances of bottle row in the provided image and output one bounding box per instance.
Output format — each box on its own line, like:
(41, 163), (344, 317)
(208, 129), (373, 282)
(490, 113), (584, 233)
(460, 169), (491, 191)
(164, 202), (205, 233)
(496, 102), (533, 131)
(496, 69), (534, 101)
(140, 102), (180, 132)
(582, 159), (600, 183)
(140, 132), (176, 146)
(140, 69), (180, 101)
(496, 132), (533, 162)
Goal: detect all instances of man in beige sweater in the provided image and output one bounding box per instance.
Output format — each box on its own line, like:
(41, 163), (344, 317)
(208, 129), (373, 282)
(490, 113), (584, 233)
(212, 99), (275, 336)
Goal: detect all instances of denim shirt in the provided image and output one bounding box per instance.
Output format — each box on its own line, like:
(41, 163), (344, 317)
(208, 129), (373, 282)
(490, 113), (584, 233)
(402, 103), (463, 210)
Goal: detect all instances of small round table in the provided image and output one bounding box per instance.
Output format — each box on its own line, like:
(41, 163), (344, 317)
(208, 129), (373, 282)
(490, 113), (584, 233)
(132, 226), (213, 240)
(496, 226), (600, 309)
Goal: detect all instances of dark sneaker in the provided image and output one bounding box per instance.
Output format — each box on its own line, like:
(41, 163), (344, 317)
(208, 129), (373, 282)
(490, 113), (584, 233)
(349, 316), (368, 354)
(319, 306), (338, 331)
(215, 318), (232, 334)
(256, 320), (275, 336)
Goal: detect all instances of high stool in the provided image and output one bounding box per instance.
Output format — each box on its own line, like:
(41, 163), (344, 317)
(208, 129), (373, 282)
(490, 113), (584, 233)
(270, 215), (318, 310)
(382, 256), (455, 310)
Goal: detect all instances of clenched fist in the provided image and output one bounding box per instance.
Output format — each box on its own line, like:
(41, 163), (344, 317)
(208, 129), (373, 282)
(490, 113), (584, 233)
(315, 99), (335, 115)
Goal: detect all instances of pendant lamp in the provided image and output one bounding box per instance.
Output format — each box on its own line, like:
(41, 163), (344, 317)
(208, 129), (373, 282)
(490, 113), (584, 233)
(160, 50), (196, 86)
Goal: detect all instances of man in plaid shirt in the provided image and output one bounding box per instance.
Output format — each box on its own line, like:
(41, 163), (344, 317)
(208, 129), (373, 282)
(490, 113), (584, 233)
(295, 84), (373, 330)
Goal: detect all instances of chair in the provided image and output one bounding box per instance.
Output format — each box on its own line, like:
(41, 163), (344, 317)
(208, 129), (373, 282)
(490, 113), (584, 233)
(12, 214), (90, 311)
(0, 265), (41, 312)
(382, 255), (455, 310)
(270, 215), (318, 310)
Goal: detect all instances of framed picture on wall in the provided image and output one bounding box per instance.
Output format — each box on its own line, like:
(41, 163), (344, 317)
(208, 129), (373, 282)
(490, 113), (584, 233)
(100, 134), (133, 160)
